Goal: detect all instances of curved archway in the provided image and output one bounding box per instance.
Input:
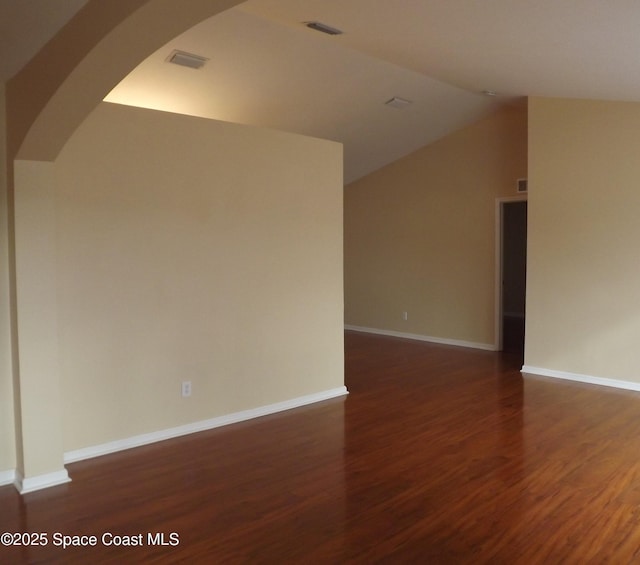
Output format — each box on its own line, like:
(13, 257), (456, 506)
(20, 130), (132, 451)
(7, 0), (244, 492)
(9, 0), (243, 162)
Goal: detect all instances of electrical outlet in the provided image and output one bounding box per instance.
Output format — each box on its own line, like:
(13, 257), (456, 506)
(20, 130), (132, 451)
(402, 311), (408, 321)
(181, 381), (192, 397)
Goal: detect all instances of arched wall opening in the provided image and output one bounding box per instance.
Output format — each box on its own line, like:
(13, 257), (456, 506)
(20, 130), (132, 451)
(5, 0), (346, 493)
(9, 0), (244, 163)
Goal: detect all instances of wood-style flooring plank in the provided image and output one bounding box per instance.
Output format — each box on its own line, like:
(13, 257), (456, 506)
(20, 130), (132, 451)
(3, 331), (640, 563)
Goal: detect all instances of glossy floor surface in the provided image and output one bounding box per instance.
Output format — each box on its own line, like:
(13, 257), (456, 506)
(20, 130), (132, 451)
(3, 331), (640, 563)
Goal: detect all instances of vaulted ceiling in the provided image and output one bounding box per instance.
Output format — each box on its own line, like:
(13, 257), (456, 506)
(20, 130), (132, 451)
(6, 1), (640, 182)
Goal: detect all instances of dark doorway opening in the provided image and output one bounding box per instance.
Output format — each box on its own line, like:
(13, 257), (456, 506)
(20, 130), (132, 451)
(501, 200), (527, 356)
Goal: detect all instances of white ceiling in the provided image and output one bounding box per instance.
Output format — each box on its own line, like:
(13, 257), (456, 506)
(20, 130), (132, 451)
(104, 7), (500, 183)
(240, 0), (640, 101)
(7, 1), (640, 182)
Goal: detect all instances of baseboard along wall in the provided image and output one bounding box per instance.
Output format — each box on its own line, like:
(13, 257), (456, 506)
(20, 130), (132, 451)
(14, 469), (71, 494)
(3, 387), (348, 495)
(64, 386), (348, 464)
(0, 468), (15, 487)
(522, 365), (640, 393)
(345, 325), (497, 351)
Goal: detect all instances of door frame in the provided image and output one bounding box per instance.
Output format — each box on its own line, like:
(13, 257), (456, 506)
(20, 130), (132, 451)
(494, 195), (528, 351)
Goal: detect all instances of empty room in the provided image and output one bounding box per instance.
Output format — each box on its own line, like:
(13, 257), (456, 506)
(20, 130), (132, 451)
(3, 1), (640, 562)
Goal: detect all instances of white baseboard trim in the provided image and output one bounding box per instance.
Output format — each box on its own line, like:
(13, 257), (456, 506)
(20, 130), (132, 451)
(15, 469), (71, 494)
(521, 365), (640, 392)
(64, 386), (348, 464)
(0, 469), (16, 487)
(345, 325), (497, 351)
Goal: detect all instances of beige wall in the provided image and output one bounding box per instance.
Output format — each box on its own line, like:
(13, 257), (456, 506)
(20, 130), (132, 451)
(0, 84), (17, 475)
(526, 97), (640, 382)
(4, 0), (248, 487)
(344, 104), (527, 347)
(54, 102), (344, 451)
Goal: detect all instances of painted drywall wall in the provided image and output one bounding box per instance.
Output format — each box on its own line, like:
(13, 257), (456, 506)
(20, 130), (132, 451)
(5, 0), (246, 487)
(0, 84), (17, 476)
(344, 104), (527, 347)
(13, 159), (67, 482)
(54, 102), (344, 452)
(526, 97), (640, 382)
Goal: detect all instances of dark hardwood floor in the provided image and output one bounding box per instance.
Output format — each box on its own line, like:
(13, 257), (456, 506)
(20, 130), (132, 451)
(3, 331), (640, 563)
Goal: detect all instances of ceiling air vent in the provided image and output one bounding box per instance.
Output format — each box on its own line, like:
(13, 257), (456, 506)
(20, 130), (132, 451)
(517, 178), (528, 193)
(385, 97), (412, 109)
(166, 50), (209, 70)
(304, 21), (343, 35)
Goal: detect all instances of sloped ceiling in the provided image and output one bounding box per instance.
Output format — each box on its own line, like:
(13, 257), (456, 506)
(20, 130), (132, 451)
(105, 7), (500, 183)
(241, 0), (640, 101)
(7, 1), (640, 182)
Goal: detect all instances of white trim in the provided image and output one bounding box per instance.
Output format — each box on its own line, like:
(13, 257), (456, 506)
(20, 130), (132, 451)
(64, 386), (348, 464)
(494, 195), (528, 350)
(15, 469), (71, 494)
(0, 469), (16, 487)
(521, 365), (640, 392)
(345, 325), (497, 351)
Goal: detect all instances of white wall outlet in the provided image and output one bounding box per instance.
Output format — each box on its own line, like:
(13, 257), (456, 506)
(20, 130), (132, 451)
(181, 381), (192, 397)
(402, 311), (408, 321)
